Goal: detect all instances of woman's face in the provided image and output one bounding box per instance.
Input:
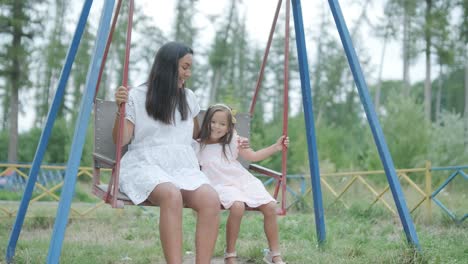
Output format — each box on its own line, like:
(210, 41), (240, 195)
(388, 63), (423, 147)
(178, 53), (192, 88)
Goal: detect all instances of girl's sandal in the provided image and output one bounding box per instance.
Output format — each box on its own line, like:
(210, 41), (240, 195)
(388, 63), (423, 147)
(224, 251), (237, 264)
(263, 250), (286, 264)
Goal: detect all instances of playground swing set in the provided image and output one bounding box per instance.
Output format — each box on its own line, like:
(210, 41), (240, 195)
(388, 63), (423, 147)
(93, 0), (290, 212)
(6, 0), (422, 263)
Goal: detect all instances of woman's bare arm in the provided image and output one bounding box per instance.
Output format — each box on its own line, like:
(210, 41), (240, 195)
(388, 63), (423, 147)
(112, 86), (134, 145)
(112, 115), (134, 146)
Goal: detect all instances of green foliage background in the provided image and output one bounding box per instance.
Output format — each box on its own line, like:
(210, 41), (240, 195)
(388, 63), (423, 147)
(0, 0), (467, 178)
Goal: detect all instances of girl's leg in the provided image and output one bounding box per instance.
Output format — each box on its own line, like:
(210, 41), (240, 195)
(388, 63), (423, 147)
(147, 182), (184, 264)
(182, 184), (220, 264)
(224, 201), (245, 264)
(259, 202), (283, 263)
(226, 202), (245, 252)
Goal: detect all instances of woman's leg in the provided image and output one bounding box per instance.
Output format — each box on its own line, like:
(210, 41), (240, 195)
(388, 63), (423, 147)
(182, 184), (220, 264)
(259, 202), (283, 262)
(225, 201), (245, 264)
(147, 182), (184, 264)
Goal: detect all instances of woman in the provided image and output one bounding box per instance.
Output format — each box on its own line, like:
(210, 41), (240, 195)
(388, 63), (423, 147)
(113, 42), (220, 264)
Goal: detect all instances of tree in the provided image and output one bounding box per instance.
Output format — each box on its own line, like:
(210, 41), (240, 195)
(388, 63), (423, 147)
(173, 0), (196, 47)
(264, 10), (298, 123)
(70, 21), (94, 122)
(373, 2), (399, 110)
(362, 92), (430, 170)
(172, 0), (198, 90)
(432, 1), (455, 122)
(458, 0), (468, 147)
(421, 0), (455, 121)
(208, 0), (237, 104)
(35, 0), (68, 125)
(0, 0), (42, 162)
(384, 0), (419, 95)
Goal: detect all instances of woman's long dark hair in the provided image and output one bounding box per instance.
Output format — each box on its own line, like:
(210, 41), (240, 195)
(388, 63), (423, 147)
(146, 42), (193, 124)
(198, 105), (235, 159)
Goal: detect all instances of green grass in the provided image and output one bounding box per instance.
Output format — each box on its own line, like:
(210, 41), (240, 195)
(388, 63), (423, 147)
(0, 202), (467, 263)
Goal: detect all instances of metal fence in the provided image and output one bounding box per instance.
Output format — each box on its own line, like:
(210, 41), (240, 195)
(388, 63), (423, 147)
(0, 162), (466, 223)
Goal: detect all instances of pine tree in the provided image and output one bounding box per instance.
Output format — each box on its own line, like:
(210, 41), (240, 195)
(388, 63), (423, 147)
(0, 0), (43, 162)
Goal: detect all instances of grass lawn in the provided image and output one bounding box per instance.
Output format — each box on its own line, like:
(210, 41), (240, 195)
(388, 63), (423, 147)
(0, 202), (467, 263)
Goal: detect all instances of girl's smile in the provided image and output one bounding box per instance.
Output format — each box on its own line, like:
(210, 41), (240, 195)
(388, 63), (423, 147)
(209, 111), (229, 142)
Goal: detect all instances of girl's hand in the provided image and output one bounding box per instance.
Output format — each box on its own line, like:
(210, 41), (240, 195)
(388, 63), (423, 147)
(115, 86), (128, 107)
(275, 135), (289, 151)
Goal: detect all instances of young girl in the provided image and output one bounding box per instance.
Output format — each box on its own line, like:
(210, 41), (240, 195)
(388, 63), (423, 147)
(193, 104), (288, 264)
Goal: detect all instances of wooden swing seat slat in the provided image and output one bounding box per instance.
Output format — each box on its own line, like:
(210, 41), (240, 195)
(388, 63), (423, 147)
(93, 99), (283, 209)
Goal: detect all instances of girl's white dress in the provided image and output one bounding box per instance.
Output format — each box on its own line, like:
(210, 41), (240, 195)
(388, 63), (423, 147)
(193, 134), (275, 209)
(119, 85), (210, 205)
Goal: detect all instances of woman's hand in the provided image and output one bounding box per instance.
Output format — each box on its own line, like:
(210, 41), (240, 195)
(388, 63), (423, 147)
(237, 136), (250, 149)
(274, 135), (289, 151)
(115, 86), (128, 107)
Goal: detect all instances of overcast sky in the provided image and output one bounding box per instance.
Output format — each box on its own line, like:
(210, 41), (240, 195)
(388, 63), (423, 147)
(137, 0), (431, 83)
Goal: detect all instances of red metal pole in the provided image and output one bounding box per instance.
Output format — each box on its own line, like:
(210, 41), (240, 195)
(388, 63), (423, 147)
(93, 0), (123, 102)
(271, 0), (290, 215)
(280, 0), (290, 215)
(111, 0), (134, 208)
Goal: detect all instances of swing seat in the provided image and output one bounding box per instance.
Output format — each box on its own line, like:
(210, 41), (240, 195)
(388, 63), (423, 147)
(92, 99), (284, 209)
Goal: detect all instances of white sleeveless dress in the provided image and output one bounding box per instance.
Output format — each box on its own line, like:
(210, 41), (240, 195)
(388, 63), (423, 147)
(119, 85), (210, 205)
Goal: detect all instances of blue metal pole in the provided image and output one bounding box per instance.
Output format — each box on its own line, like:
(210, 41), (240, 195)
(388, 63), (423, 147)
(291, 0), (326, 244)
(327, 0), (421, 250)
(5, 1), (94, 262)
(46, 0), (115, 263)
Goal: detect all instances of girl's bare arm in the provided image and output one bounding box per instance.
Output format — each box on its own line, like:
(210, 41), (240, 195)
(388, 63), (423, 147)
(238, 135), (289, 162)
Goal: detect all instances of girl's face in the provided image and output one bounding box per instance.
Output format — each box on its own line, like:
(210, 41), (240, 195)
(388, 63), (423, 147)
(178, 53), (192, 88)
(209, 110), (230, 142)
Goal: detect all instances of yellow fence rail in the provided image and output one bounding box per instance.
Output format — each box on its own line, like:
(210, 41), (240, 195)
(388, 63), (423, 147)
(0, 161), (454, 222)
(300, 161), (434, 221)
(0, 163), (109, 218)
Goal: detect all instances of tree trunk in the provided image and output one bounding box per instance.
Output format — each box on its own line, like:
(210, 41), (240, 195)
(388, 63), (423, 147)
(375, 28), (389, 111)
(8, 82), (19, 163)
(209, 0), (236, 104)
(424, 0), (432, 121)
(313, 4), (326, 125)
(210, 70), (222, 103)
(424, 48), (432, 121)
(7, 0), (23, 163)
(402, 6), (411, 94)
(465, 44), (468, 117)
(464, 44), (468, 148)
(435, 64), (442, 123)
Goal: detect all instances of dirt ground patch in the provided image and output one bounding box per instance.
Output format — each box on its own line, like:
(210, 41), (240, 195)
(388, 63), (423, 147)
(183, 256), (252, 263)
